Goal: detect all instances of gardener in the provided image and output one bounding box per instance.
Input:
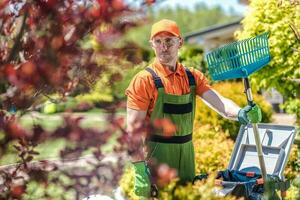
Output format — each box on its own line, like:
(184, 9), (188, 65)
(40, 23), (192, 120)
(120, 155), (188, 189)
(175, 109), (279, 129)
(125, 19), (262, 197)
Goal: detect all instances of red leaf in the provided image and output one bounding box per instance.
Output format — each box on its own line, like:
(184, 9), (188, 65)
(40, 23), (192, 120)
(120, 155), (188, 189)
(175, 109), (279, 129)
(20, 61), (36, 77)
(7, 122), (27, 138)
(4, 64), (16, 77)
(51, 35), (64, 50)
(10, 185), (26, 199)
(112, 0), (125, 11)
(145, 0), (155, 5)
(89, 6), (101, 18)
(157, 164), (177, 187)
(153, 118), (176, 136)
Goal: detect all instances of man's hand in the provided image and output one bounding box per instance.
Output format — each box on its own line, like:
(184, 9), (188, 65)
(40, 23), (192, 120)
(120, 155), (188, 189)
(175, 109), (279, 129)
(238, 104), (262, 124)
(133, 161), (151, 197)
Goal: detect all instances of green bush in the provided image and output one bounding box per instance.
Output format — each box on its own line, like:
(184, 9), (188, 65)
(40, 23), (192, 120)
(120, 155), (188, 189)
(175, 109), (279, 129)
(195, 81), (273, 139)
(158, 175), (236, 200)
(41, 97), (93, 114)
(285, 145), (300, 180)
(119, 165), (138, 200)
(193, 124), (234, 174)
(179, 43), (210, 81)
(235, 0), (300, 127)
(119, 125), (235, 199)
(112, 62), (148, 101)
(119, 123), (299, 199)
(119, 167), (236, 200)
(75, 72), (114, 105)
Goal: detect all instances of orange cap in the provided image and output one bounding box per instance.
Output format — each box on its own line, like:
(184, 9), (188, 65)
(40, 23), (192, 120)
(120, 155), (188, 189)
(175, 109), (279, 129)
(150, 19), (181, 39)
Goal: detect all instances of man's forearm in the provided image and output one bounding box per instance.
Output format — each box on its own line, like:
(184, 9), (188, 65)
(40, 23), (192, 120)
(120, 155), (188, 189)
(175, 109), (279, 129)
(201, 89), (241, 121)
(221, 97), (241, 121)
(126, 107), (147, 161)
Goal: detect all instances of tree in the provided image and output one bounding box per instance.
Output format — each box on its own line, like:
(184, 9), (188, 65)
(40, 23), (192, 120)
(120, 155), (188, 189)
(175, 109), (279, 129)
(0, 0), (155, 199)
(236, 1), (300, 198)
(235, 0), (300, 124)
(124, 2), (242, 49)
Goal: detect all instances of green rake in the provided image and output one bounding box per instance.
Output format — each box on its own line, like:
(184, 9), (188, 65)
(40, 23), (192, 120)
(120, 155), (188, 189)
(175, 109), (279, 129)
(206, 32), (271, 182)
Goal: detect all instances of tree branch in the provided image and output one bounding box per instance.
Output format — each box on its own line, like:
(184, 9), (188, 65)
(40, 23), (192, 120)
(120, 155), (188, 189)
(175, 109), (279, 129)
(289, 23), (300, 42)
(6, 11), (28, 63)
(291, 47), (300, 53)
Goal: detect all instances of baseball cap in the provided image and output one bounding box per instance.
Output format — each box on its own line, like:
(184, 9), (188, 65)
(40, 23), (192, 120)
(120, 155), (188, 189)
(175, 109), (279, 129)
(150, 19), (181, 39)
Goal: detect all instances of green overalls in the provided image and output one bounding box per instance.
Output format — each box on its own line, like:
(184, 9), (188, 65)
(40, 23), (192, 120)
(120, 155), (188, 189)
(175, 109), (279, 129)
(145, 67), (196, 183)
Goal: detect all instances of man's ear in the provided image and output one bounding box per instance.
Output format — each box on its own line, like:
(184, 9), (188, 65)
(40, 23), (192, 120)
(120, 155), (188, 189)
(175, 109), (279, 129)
(149, 40), (155, 50)
(178, 37), (183, 48)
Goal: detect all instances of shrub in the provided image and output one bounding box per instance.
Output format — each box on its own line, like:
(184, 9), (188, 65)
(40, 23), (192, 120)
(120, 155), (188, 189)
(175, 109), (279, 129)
(178, 44), (207, 76)
(119, 123), (299, 199)
(193, 124), (234, 174)
(284, 145), (300, 180)
(119, 125), (235, 199)
(236, 0), (300, 124)
(158, 174), (236, 200)
(41, 97), (94, 114)
(119, 167), (237, 200)
(119, 165), (138, 200)
(112, 62), (148, 101)
(195, 81), (273, 139)
(75, 73), (114, 104)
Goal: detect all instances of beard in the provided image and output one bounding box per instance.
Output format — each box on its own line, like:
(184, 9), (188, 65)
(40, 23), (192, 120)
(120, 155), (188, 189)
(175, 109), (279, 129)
(158, 53), (173, 64)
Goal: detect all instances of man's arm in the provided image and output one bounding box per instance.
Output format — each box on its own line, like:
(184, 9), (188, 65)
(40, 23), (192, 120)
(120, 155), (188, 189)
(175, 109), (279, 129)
(200, 89), (241, 121)
(127, 107), (147, 161)
(126, 107), (147, 134)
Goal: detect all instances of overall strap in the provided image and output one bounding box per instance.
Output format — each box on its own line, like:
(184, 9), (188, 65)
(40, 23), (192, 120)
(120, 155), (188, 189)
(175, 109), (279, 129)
(145, 67), (164, 89)
(149, 133), (192, 144)
(184, 67), (196, 87)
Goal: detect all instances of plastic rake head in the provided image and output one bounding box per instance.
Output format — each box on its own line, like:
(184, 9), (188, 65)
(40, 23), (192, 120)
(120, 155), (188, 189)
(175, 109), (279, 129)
(206, 32), (271, 81)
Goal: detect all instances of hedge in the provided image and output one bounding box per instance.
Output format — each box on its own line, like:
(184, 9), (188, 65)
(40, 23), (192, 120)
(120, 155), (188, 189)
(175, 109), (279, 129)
(195, 81), (273, 139)
(119, 125), (235, 199)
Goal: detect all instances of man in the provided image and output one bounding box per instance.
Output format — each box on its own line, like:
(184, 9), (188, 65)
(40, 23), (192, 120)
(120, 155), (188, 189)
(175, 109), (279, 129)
(125, 19), (261, 197)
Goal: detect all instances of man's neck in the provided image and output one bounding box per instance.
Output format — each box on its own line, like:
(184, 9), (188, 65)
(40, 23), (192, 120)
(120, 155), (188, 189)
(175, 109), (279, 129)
(164, 64), (176, 72)
(157, 59), (177, 72)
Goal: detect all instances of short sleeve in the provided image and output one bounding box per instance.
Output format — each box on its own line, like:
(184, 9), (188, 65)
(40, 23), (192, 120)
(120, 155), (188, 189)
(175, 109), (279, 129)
(125, 72), (154, 111)
(190, 68), (212, 96)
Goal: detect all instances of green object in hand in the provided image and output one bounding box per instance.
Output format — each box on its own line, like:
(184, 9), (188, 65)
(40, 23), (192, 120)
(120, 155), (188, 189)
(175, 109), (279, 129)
(133, 161), (151, 197)
(247, 104), (262, 123)
(238, 104), (262, 124)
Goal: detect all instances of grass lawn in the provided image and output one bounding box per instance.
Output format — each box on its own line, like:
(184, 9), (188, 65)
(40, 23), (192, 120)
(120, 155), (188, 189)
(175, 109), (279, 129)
(19, 108), (125, 131)
(0, 108), (125, 166)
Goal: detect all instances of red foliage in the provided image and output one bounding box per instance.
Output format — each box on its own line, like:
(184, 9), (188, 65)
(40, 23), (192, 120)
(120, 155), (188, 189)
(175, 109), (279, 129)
(10, 185), (26, 199)
(0, 0), (146, 104)
(156, 163), (177, 187)
(0, 0), (157, 198)
(153, 118), (177, 136)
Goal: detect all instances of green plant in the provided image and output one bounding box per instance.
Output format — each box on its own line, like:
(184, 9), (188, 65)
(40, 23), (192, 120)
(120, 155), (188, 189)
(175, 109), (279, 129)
(178, 44), (209, 79)
(119, 166), (237, 200)
(288, 175), (300, 200)
(119, 125), (235, 199)
(281, 98), (300, 128)
(285, 145), (300, 179)
(235, 0), (300, 127)
(119, 165), (138, 200)
(158, 174), (236, 200)
(112, 62), (148, 101)
(195, 81), (273, 139)
(193, 124), (234, 174)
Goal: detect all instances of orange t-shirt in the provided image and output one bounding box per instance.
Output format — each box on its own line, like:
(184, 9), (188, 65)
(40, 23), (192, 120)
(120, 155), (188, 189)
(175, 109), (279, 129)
(125, 59), (212, 118)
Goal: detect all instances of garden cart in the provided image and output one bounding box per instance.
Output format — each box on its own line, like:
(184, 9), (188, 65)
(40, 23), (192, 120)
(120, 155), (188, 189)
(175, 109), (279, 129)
(214, 124), (296, 199)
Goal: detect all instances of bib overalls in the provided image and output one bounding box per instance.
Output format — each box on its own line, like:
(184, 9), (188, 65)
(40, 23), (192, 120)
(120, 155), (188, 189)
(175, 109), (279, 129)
(145, 67), (196, 183)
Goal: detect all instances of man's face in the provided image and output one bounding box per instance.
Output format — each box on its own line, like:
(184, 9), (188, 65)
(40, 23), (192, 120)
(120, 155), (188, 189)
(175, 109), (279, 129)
(150, 32), (183, 66)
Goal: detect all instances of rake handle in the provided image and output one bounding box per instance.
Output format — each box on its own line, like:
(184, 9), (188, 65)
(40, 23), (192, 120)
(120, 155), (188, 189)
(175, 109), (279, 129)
(243, 78), (267, 182)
